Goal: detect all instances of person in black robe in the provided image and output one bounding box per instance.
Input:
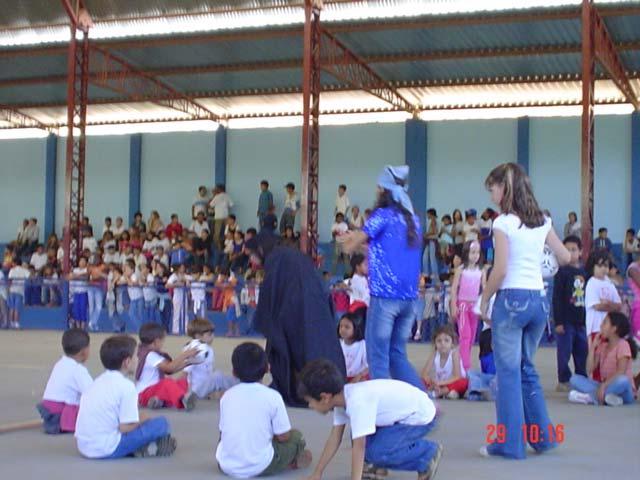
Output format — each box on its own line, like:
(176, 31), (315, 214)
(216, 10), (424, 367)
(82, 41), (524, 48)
(246, 232), (346, 407)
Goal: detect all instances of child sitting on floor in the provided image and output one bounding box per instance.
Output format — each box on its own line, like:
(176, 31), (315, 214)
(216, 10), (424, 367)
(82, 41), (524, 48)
(75, 335), (176, 459)
(338, 307), (369, 383)
(421, 324), (468, 399)
(135, 323), (198, 410)
(184, 318), (238, 399)
(37, 329), (93, 434)
(216, 343), (312, 478)
(299, 359), (440, 480)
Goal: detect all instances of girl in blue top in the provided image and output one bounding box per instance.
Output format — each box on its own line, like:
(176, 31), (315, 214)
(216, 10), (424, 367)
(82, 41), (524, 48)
(342, 165), (424, 390)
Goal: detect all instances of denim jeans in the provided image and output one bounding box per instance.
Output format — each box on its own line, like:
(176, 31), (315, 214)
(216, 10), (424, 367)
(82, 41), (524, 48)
(467, 371), (497, 399)
(128, 298), (144, 333)
(365, 422), (438, 472)
(106, 417), (170, 459)
(87, 286), (104, 331)
(569, 374), (635, 405)
(366, 297), (424, 390)
(556, 322), (588, 383)
(488, 289), (556, 459)
(422, 241), (440, 285)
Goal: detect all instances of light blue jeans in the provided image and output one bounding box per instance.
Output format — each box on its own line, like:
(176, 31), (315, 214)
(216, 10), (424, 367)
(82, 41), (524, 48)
(87, 286), (104, 331)
(365, 422), (438, 472)
(467, 371), (497, 400)
(106, 417), (170, 459)
(366, 297), (424, 391)
(422, 241), (440, 285)
(488, 289), (556, 459)
(569, 374), (635, 405)
(128, 298), (144, 333)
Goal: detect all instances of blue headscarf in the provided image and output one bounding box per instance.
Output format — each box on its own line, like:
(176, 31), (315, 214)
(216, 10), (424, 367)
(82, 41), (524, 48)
(377, 165), (414, 215)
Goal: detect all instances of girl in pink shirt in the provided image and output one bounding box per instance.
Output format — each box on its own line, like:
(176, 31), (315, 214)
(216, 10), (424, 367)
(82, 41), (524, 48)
(568, 312), (637, 406)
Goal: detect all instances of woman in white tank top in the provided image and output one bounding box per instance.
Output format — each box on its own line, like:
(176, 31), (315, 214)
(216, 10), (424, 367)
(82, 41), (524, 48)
(479, 163), (570, 460)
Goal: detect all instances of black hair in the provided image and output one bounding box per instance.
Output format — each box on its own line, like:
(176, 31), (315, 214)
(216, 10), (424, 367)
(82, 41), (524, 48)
(100, 335), (136, 370)
(350, 253), (365, 273)
(228, 214), (236, 221)
(432, 323), (459, 344)
(461, 240), (481, 268)
(339, 184), (347, 190)
(335, 212), (344, 221)
(297, 359), (345, 401)
(139, 322), (166, 345)
(338, 311), (365, 342)
(375, 189), (419, 247)
(62, 328), (90, 356)
(563, 235), (582, 249)
(260, 180), (269, 187)
(627, 228), (636, 236)
(125, 259), (136, 270)
(232, 342), (268, 383)
(598, 227), (607, 234)
(427, 208), (437, 217)
(246, 227), (257, 236)
(134, 211), (142, 218)
(105, 216), (112, 222)
(586, 249), (611, 279)
(286, 182), (295, 190)
(606, 312), (638, 359)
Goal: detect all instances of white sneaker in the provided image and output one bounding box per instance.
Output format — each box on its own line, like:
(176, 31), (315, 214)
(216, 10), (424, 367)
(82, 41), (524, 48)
(568, 390), (592, 405)
(446, 390), (460, 400)
(604, 393), (623, 407)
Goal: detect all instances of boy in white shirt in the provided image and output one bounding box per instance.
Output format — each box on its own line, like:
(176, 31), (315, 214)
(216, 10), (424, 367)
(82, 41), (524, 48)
(30, 244), (48, 273)
(335, 184), (350, 217)
(37, 329), (93, 434)
(184, 318), (238, 399)
(69, 257), (89, 330)
(216, 343), (311, 477)
(166, 264), (191, 335)
(75, 335), (176, 459)
(112, 216), (125, 239)
(8, 259), (31, 329)
(103, 243), (120, 265)
(124, 259), (144, 332)
(136, 322), (198, 410)
(585, 250), (622, 344)
(140, 263), (158, 324)
(462, 209), (480, 242)
(331, 213), (350, 275)
(299, 359), (441, 480)
(349, 254), (370, 306)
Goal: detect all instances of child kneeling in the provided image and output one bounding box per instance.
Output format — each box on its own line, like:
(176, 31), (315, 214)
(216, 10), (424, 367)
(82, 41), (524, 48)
(216, 343), (312, 477)
(299, 359), (441, 480)
(37, 329), (93, 434)
(75, 335), (176, 458)
(136, 323), (198, 410)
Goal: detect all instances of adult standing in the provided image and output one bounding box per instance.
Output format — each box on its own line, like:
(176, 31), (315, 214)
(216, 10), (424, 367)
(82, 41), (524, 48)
(279, 182), (298, 234)
(209, 185), (234, 251)
(563, 211), (581, 239)
(342, 165), (424, 390)
(257, 180), (274, 230)
(247, 231), (346, 407)
(479, 163), (570, 460)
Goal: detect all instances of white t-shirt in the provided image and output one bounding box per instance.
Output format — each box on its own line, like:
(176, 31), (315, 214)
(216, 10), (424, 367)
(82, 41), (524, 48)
(184, 343), (215, 399)
(135, 351), (165, 393)
(30, 252), (48, 271)
(127, 273), (143, 301)
(462, 221), (479, 242)
(103, 251), (120, 265)
(112, 225), (125, 237)
(284, 193), (298, 212)
(143, 273), (157, 302)
(193, 194), (211, 217)
(350, 274), (370, 306)
(8, 266), (30, 296)
(167, 273), (190, 302)
(190, 220), (209, 237)
(335, 194), (350, 215)
(340, 339), (368, 378)
(43, 355), (93, 405)
(216, 382), (291, 478)
(585, 276), (621, 335)
(332, 222), (349, 238)
(71, 268), (89, 294)
(333, 380), (436, 440)
(492, 214), (552, 290)
(210, 193), (234, 219)
(75, 370), (139, 459)
(82, 237), (98, 253)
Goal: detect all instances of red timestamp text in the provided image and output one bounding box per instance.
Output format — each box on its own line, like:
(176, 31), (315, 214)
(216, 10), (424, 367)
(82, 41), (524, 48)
(486, 424), (565, 444)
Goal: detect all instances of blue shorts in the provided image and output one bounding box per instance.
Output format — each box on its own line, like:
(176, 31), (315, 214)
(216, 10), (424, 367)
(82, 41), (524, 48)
(72, 292), (89, 322)
(7, 293), (24, 312)
(226, 307), (237, 324)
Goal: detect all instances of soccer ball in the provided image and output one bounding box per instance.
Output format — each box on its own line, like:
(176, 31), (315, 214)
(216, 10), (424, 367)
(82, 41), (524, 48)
(184, 339), (209, 365)
(541, 245), (559, 279)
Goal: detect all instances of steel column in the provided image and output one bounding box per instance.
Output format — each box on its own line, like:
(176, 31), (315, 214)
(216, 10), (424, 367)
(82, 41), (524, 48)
(517, 117), (530, 174)
(44, 134), (58, 240)
(581, 0), (595, 260)
(62, 28), (90, 273)
(300, 0), (321, 259)
(215, 125), (227, 187)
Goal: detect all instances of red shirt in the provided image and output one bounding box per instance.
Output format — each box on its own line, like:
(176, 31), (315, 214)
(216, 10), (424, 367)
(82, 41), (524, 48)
(165, 223), (183, 239)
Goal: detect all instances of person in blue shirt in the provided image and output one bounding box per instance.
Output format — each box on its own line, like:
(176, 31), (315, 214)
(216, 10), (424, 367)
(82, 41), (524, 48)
(342, 165), (424, 390)
(257, 180), (274, 230)
(592, 227), (613, 253)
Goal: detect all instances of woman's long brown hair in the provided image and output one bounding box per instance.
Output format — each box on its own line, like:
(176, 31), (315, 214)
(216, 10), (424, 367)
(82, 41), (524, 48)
(484, 163), (545, 229)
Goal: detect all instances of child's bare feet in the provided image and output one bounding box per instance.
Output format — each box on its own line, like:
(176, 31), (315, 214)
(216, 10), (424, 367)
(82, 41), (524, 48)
(181, 391), (197, 411)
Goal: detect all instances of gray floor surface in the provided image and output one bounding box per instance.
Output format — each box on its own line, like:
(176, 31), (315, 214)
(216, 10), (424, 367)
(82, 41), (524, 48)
(0, 330), (638, 479)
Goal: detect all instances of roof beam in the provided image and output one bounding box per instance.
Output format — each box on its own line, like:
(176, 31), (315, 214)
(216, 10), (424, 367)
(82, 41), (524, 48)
(0, 104), (54, 131)
(2, 40), (639, 89)
(592, 8), (639, 109)
(2, 4), (639, 58)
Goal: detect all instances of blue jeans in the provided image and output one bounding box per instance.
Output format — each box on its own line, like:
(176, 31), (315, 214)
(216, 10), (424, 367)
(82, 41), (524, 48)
(144, 300), (158, 324)
(106, 417), (170, 459)
(556, 323), (588, 383)
(366, 297), (424, 391)
(569, 374), (635, 405)
(488, 289), (556, 459)
(128, 298), (144, 333)
(422, 242), (440, 285)
(467, 371), (497, 399)
(365, 422), (438, 472)
(88, 287), (104, 331)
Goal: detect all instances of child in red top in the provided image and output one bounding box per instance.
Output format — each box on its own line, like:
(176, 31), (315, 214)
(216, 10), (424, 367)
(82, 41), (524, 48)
(568, 312), (637, 406)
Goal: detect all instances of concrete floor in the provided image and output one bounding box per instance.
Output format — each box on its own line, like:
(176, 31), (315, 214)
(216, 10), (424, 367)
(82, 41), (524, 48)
(0, 330), (638, 480)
